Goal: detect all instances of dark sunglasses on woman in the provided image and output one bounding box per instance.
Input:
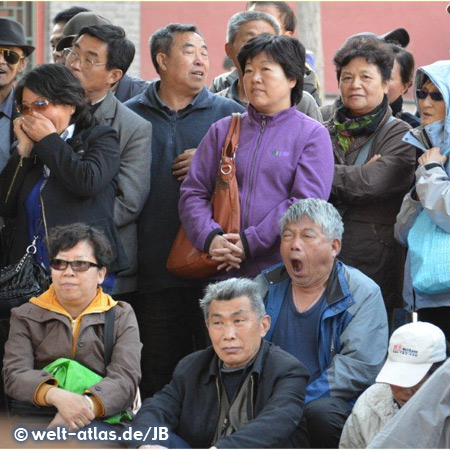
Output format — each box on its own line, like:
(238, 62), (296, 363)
(0, 47), (23, 65)
(17, 99), (50, 115)
(416, 89), (444, 101)
(50, 259), (100, 272)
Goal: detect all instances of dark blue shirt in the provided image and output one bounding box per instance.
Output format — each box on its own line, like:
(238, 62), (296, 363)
(125, 82), (243, 293)
(271, 284), (324, 382)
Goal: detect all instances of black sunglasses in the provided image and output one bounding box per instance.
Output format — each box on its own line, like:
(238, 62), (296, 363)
(0, 47), (22, 65)
(50, 259), (100, 272)
(416, 89), (444, 102)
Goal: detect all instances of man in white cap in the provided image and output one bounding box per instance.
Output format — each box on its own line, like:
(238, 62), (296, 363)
(340, 321), (447, 449)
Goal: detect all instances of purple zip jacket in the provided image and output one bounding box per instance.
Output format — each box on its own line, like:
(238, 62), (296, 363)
(179, 104), (334, 278)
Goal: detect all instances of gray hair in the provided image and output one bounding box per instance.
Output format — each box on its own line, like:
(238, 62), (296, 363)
(200, 278), (266, 322)
(226, 10), (280, 44)
(279, 198), (344, 241)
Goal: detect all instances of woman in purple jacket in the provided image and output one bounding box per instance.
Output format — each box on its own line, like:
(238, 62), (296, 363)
(179, 34), (334, 279)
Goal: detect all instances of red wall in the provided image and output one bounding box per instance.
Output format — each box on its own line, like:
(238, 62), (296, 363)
(321, 2), (450, 98)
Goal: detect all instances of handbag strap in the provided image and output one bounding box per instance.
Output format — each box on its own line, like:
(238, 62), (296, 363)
(221, 113), (241, 160)
(104, 307), (115, 367)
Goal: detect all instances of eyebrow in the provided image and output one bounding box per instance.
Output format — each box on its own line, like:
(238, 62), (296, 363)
(210, 309), (247, 318)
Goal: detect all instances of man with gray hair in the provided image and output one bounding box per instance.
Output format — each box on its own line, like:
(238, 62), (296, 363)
(211, 10), (322, 121)
(128, 278), (309, 448)
(256, 198), (388, 448)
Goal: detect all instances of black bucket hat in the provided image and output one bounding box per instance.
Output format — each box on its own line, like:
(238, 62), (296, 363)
(0, 18), (35, 56)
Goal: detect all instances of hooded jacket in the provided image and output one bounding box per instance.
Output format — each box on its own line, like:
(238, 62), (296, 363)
(395, 60), (450, 310)
(257, 261), (388, 403)
(179, 105), (334, 279)
(3, 286), (142, 418)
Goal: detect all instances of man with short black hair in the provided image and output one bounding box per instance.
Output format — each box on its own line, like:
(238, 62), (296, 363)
(66, 24), (152, 299)
(57, 12), (147, 102)
(50, 6), (90, 64)
(125, 23), (243, 399)
(128, 278), (309, 449)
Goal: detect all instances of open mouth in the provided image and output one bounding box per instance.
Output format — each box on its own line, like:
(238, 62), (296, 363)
(191, 71), (204, 78)
(291, 259), (303, 275)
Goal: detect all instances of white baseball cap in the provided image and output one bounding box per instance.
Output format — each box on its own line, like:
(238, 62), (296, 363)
(376, 321), (446, 387)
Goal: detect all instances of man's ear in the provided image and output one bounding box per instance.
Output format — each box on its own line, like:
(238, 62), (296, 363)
(283, 30), (294, 37)
(17, 56), (27, 75)
(107, 68), (123, 86)
(331, 238), (341, 257)
(225, 42), (233, 59)
(260, 315), (271, 337)
(156, 53), (168, 72)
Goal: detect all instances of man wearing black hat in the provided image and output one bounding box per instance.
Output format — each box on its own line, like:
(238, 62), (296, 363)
(0, 18), (34, 172)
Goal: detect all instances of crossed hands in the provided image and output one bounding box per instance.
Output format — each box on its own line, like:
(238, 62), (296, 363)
(45, 388), (95, 431)
(14, 112), (57, 158)
(210, 233), (246, 272)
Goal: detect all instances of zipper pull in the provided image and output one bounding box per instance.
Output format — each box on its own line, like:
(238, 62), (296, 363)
(261, 116), (266, 132)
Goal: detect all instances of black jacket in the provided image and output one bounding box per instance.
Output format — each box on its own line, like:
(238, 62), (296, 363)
(0, 125), (129, 273)
(130, 340), (309, 448)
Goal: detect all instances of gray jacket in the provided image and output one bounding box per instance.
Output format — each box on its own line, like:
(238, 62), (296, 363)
(94, 91), (152, 294)
(368, 359), (450, 449)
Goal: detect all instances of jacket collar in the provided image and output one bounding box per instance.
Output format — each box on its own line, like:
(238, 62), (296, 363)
(139, 80), (212, 113)
(93, 90), (118, 121)
(263, 260), (347, 307)
(202, 339), (271, 384)
(247, 104), (297, 127)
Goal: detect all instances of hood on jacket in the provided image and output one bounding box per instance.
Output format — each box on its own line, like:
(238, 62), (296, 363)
(403, 60), (450, 154)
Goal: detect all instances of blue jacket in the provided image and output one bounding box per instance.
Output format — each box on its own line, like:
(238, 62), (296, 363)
(257, 260), (388, 403)
(125, 82), (243, 293)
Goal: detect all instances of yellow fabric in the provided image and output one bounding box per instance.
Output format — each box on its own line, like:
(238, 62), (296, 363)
(34, 380), (58, 406)
(30, 285), (117, 358)
(84, 392), (104, 417)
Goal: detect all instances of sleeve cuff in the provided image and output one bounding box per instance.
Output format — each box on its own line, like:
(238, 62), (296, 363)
(424, 162), (443, 171)
(34, 379), (58, 406)
(240, 232), (251, 259)
(84, 390), (105, 418)
(204, 228), (223, 252)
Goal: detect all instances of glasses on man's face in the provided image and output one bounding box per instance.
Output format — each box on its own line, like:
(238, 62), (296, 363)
(17, 99), (50, 115)
(50, 259), (100, 272)
(416, 89), (444, 102)
(64, 48), (107, 70)
(0, 47), (23, 65)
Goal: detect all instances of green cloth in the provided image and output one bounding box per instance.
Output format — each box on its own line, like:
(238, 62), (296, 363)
(44, 358), (132, 424)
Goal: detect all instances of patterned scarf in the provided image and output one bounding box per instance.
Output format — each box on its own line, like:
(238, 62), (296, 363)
(334, 95), (389, 153)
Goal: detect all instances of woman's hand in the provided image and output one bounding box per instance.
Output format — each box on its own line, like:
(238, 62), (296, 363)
(209, 234), (244, 271)
(13, 117), (35, 157)
(47, 412), (68, 429)
(418, 147), (447, 167)
(219, 233), (246, 271)
(45, 388), (95, 431)
(20, 111), (57, 142)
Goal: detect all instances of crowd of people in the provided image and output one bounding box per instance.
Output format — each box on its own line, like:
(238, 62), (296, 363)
(0, 1), (450, 448)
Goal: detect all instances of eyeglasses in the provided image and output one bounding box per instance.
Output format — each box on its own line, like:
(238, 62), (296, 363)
(17, 99), (50, 115)
(50, 259), (100, 272)
(0, 47), (23, 65)
(416, 89), (444, 102)
(64, 48), (107, 70)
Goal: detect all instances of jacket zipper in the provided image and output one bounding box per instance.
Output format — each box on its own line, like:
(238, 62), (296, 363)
(250, 375), (255, 419)
(39, 192), (49, 245)
(5, 157), (23, 204)
(243, 116), (266, 228)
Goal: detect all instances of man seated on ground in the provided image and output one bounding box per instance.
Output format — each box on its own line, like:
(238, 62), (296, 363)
(215, 10), (322, 121)
(256, 198), (388, 448)
(129, 278), (309, 449)
(340, 321), (447, 448)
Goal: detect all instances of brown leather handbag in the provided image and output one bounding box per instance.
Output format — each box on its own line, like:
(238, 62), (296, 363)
(167, 113), (241, 279)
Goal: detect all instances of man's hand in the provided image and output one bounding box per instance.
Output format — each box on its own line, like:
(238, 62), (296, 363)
(172, 148), (196, 181)
(13, 117), (35, 157)
(20, 111), (58, 143)
(366, 154), (382, 164)
(418, 146), (447, 167)
(45, 388), (95, 431)
(140, 446), (167, 449)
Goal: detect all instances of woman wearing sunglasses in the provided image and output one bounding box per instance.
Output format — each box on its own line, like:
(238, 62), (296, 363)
(3, 223), (141, 430)
(0, 63), (129, 283)
(395, 60), (450, 338)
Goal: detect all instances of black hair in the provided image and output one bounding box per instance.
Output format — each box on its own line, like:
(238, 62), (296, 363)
(76, 25), (135, 75)
(52, 7), (90, 25)
(150, 23), (200, 74)
(47, 223), (115, 270)
(246, 1), (296, 33)
(15, 63), (94, 130)
(237, 33), (305, 106)
(333, 36), (394, 83)
(390, 43), (414, 86)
